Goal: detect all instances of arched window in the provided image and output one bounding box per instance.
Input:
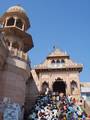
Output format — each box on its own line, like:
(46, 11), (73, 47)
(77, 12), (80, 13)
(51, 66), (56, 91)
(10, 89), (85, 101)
(71, 81), (77, 88)
(12, 42), (19, 49)
(41, 82), (49, 94)
(56, 59), (60, 64)
(71, 80), (77, 94)
(16, 19), (23, 29)
(7, 17), (15, 26)
(51, 59), (55, 64)
(61, 59), (65, 64)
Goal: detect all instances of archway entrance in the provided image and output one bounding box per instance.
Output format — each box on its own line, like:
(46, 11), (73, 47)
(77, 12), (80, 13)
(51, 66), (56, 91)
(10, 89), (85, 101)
(41, 82), (49, 94)
(53, 81), (66, 95)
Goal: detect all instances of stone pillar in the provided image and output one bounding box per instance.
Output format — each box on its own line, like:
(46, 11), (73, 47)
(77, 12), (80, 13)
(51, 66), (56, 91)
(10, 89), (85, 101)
(66, 81), (71, 95)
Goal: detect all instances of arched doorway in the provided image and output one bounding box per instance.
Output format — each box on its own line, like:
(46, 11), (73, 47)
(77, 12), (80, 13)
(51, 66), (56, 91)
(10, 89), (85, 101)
(70, 80), (78, 94)
(41, 82), (49, 94)
(53, 80), (66, 95)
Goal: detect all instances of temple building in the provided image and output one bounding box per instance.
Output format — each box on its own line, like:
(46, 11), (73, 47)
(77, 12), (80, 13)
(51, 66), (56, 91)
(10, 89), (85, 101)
(26, 48), (84, 109)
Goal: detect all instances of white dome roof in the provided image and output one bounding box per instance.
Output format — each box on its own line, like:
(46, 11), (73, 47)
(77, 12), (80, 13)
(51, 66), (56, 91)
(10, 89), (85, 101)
(7, 5), (26, 15)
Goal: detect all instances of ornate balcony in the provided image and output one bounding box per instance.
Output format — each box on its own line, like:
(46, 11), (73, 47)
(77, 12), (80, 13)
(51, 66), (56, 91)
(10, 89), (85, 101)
(9, 48), (28, 61)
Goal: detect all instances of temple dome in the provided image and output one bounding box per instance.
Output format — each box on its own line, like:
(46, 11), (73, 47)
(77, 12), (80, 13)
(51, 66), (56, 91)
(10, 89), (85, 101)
(6, 5), (26, 15)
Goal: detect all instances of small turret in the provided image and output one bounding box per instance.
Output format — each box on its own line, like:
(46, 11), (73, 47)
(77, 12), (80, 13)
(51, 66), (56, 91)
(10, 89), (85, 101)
(0, 5), (33, 54)
(0, 5), (34, 106)
(1, 5), (30, 31)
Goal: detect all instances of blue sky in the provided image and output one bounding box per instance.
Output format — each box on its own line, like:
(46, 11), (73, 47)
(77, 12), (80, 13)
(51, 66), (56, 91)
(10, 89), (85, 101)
(0, 0), (90, 82)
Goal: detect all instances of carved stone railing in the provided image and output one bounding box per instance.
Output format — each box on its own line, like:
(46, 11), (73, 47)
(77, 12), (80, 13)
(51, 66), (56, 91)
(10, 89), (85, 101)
(9, 48), (27, 61)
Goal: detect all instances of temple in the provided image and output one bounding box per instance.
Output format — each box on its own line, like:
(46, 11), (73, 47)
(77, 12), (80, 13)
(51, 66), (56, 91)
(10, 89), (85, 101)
(26, 48), (83, 108)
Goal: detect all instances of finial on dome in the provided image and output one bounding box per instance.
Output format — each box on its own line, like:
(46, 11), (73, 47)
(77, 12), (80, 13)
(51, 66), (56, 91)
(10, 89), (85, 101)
(53, 45), (56, 50)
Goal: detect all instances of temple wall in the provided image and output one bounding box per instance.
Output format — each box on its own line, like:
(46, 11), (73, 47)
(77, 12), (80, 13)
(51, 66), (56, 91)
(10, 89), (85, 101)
(32, 70), (81, 97)
(0, 63), (30, 106)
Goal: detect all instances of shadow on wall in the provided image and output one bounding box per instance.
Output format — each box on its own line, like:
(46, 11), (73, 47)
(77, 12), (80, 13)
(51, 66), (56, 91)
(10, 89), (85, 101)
(2, 57), (28, 105)
(25, 73), (39, 113)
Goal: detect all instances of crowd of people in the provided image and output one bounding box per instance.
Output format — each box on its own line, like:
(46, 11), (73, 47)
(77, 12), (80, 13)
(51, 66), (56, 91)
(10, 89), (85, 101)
(27, 91), (87, 120)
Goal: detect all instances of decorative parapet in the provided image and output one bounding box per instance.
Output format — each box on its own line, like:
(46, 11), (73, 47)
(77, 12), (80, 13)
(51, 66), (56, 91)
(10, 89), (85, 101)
(34, 63), (83, 72)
